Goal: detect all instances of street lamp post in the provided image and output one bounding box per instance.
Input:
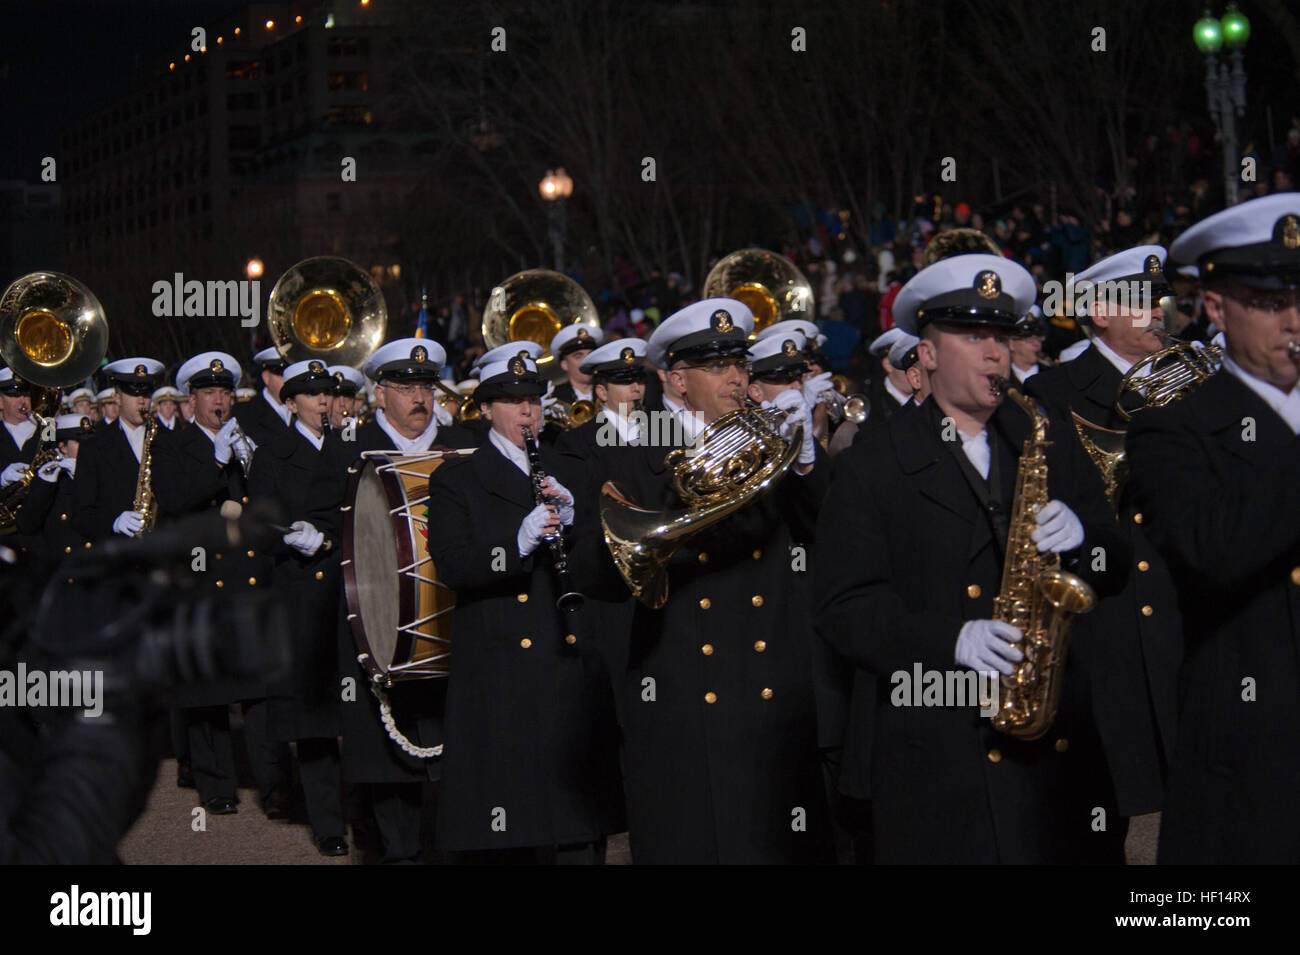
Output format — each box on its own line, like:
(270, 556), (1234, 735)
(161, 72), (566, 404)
(1194, 4), (1251, 207)
(539, 168), (574, 273)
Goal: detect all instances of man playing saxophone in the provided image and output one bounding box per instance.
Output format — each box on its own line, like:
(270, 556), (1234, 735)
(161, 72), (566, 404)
(815, 255), (1128, 863)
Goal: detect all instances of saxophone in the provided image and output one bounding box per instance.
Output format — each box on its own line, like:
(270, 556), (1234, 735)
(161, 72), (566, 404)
(0, 414), (60, 534)
(132, 412), (159, 532)
(989, 380), (1097, 740)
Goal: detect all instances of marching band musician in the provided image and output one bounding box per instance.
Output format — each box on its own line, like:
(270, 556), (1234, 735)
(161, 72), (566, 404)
(866, 328), (919, 420)
(326, 365), (365, 431)
(151, 385), (185, 431)
(64, 386), (96, 419)
(13, 413), (93, 582)
(1009, 307), (1049, 384)
(72, 358), (180, 542)
(233, 346), (293, 449)
(324, 338), (479, 864)
(247, 359), (350, 856)
(755, 319), (836, 447)
(815, 255), (1128, 863)
(547, 324), (603, 405)
(1126, 194), (1300, 863)
(158, 351), (290, 820)
(424, 343), (623, 863)
(613, 298), (833, 864)
(0, 367), (40, 478)
(1025, 246), (1183, 829)
(93, 387), (118, 429)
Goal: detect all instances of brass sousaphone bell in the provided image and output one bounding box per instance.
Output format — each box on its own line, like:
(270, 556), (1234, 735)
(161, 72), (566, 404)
(703, 248), (815, 335)
(266, 256), (388, 367)
(482, 269), (600, 380)
(0, 272), (109, 392)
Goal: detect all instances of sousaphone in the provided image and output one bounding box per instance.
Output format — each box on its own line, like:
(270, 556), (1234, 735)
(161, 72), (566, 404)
(266, 256), (387, 367)
(703, 248), (815, 335)
(481, 269), (599, 377)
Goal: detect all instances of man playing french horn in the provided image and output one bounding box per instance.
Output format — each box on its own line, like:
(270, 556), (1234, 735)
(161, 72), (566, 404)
(816, 255), (1127, 863)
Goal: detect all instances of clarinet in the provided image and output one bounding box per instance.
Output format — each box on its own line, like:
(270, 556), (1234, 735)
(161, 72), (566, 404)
(520, 425), (584, 613)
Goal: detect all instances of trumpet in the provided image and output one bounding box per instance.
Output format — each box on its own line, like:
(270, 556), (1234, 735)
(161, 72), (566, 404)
(820, 387), (869, 424)
(544, 396), (598, 430)
(214, 407), (255, 472)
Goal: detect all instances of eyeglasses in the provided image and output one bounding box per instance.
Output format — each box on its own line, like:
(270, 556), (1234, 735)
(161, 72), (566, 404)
(1226, 289), (1300, 314)
(684, 358), (750, 375)
(383, 382), (436, 396)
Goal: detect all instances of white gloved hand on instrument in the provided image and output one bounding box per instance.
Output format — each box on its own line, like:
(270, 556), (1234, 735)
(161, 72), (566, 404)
(212, 418), (241, 465)
(801, 370), (835, 409)
(954, 618), (1024, 676)
(112, 510), (145, 538)
(517, 502), (560, 558)
(0, 462), (27, 487)
(283, 520), (324, 556)
(1031, 499), (1085, 554)
(539, 475), (575, 526)
(770, 387), (817, 467)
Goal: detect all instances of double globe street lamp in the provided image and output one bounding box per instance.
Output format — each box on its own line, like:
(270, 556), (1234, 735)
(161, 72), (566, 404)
(1193, 4), (1251, 206)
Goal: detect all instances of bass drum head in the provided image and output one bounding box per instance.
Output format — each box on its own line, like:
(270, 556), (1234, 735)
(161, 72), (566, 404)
(352, 461), (401, 676)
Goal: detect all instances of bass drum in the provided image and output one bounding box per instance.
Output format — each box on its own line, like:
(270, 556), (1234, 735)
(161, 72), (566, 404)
(342, 449), (472, 686)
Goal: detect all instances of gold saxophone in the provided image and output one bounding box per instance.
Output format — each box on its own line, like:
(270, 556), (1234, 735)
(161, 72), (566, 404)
(990, 380), (1097, 740)
(132, 412), (159, 532)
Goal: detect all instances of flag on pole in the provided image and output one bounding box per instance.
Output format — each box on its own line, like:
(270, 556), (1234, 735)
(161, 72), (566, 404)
(414, 289), (429, 338)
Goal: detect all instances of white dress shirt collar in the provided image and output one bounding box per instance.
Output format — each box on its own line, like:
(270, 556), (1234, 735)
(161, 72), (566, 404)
(3, 418), (36, 448)
(1092, 335), (1147, 378)
(884, 377), (913, 408)
(597, 407), (639, 444)
(1222, 355), (1300, 435)
(375, 407), (440, 453)
(1011, 362), (1040, 384)
(264, 389), (292, 426)
(957, 427), (991, 480)
(294, 419), (324, 450)
(120, 417), (146, 462)
(488, 427), (531, 475)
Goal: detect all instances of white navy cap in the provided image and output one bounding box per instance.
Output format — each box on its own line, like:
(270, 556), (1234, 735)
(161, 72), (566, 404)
(363, 338), (446, 382)
(151, 385), (182, 403)
(177, 352), (241, 392)
(235, 387), (257, 401)
(886, 332), (922, 370)
(104, 357), (165, 394)
(1170, 193), (1300, 289)
(869, 327), (910, 357)
(64, 387), (95, 405)
(327, 365), (365, 395)
(54, 413), (96, 441)
(251, 346), (289, 372)
(475, 341), (547, 401)
(94, 387), (116, 404)
(454, 379), (478, 396)
(892, 254), (1036, 336)
(1074, 245), (1170, 322)
(647, 298), (755, 369)
(551, 323), (604, 360)
(580, 339), (648, 381)
(756, 319), (820, 346)
(747, 331), (808, 377)
(280, 359), (336, 399)
(0, 367), (29, 394)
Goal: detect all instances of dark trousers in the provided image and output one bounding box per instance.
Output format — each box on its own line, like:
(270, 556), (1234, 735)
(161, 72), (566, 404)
(186, 701), (291, 805)
(456, 839), (606, 865)
(297, 737), (345, 841)
(366, 782), (424, 864)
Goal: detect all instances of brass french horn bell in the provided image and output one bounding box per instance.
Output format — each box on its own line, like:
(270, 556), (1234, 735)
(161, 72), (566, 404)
(703, 248), (815, 335)
(0, 272), (108, 389)
(482, 269), (599, 375)
(266, 256), (387, 367)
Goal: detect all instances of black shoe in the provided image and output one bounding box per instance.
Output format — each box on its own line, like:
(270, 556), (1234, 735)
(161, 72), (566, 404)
(318, 836), (349, 857)
(262, 790), (291, 820)
(205, 796), (238, 815)
(177, 760), (195, 789)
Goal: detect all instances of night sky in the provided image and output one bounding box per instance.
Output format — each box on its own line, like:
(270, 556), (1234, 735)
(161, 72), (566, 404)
(0, 0), (243, 181)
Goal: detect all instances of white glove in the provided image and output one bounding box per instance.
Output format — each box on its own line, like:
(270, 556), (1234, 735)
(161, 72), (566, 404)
(432, 401), (454, 427)
(112, 510), (145, 537)
(955, 619), (1024, 676)
(541, 393), (559, 414)
(0, 462), (27, 487)
(517, 502), (559, 558)
(37, 459), (63, 483)
(540, 476), (575, 526)
(801, 371), (835, 408)
(212, 418), (240, 465)
(771, 388), (817, 467)
(283, 520), (324, 556)
(1032, 499), (1085, 554)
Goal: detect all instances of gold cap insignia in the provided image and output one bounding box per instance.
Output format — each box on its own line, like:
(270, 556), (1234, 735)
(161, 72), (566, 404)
(78, 416), (91, 432)
(576, 327), (590, 341)
(509, 356), (526, 375)
(782, 339), (798, 357)
(712, 309), (734, 333)
(1282, 215), (1300, 251)
(308, 360), (325, 374)
(333, 371), (344, 382)
(1144, 254), (1161, 274)
(620, 347), (635, 363)
(210, 358), (224, 373)
(412, 346), (427, 362)
(974, 270), (1002, 300)
(133, 364), (147, 376)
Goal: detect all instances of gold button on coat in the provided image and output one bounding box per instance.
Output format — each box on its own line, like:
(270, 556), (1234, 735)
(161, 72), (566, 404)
(315, 570), (324, 580)
(517, 593), (528, 602)
(59, 512), (67, 520)
(1137, 560), (1150, 572)
(699, 598), (711, 610)
(704, 692), (717, 704)
(565, 634), (577, 645)
(64, 545), (72, 554)
(753, 640), (766, 653)
(1054, 739), (1069, 752)
(701, 644), (714, 655)
(987, 749), (1002, 763)
(248, 577), (257, 586)
(520, 638), (532, 648)
(966, 584), (981, 599)
(1133, 512), (1143, 524)
(752, 549), (761, 560)
(1291, 566), (1300, 586)
(697, 552), (708, 564)
(760, 688), (773, 700)
(247, 550), (256, 558)
(751, 595), (764, 607)
(1141, 605), (1153, 616)
(215, 580), (224, 588)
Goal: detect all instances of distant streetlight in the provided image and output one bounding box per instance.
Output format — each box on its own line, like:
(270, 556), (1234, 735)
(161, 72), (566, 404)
(1194, 4), (1250, 206)
(539, 168), (574, 272)
(246, 258), (264, 280)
